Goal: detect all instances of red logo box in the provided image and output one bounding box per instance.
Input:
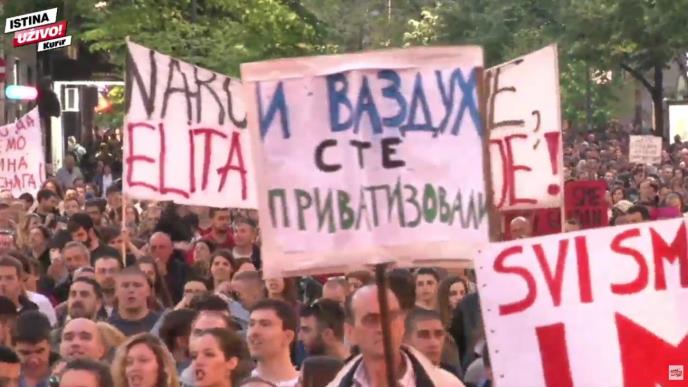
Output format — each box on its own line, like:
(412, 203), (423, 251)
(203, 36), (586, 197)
(13, 20), (67, 47)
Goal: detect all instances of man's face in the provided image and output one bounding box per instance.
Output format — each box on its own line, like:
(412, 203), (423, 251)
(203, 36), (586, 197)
(116, 274), (150, 312)
(191, 313), (229, 337)
(68, 281), (101, 319)
(662, 167), (673, 181)
(15, 340), (51, 380)
(85, 206), (102, 226)
(94, 258), (120, 291)
(0, 235), (14, 254)
(299, 316), (326, 355)
(233, 224), (255, 247)
(639, 182), (655, 201)
(406, 318), (445, 365)
(65, 155), (76, 169)
(0, 360), (20, 387)
(415, 274), (438, 304)
(510, 220), (530, 239)
(248, 309), (293, 361)
(212, 210), (231, 233)
(149, 235), (173, 263)
(348, 287), (404, 359)
(604, 171), (615, 183)
(63, 247), (90, 273)
(41, 196), (58, 211)
(60, 318), (105, 361)
(70, 227), (91, 245)
(0, 266), (21, 303)
(106, 192), (122, 210)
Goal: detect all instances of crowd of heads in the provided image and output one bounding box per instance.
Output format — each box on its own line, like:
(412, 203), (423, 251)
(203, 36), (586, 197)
(5, 127), (680, 385)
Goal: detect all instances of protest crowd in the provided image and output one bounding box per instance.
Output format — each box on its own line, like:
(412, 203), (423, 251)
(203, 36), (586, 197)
(0, 114), (682, 387)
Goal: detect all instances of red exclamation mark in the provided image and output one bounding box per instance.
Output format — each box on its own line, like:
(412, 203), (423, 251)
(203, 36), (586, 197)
(58, 21), (64, 36)
(544, 131), (561, 195)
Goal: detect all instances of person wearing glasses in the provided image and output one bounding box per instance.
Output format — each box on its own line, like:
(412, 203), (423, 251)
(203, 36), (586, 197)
(327, 285), (463, 387)
(298, 299), (350, 361)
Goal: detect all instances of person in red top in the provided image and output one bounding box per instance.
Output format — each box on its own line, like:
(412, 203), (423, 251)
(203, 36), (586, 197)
(202, 208), (235, 249)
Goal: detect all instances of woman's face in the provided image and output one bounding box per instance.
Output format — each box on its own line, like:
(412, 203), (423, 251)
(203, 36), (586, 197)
(45, 182), (58, 193)
(190, 335), (237, 387)
(265, 278), (285, 295)
(210, 256), (232, 282)
(667, 194), (682, 211)
(125, 343), (160, 387)
(126, 207), (138, 224)
(448, 281), (467, 310)
(64, 189), (77, 201)
(194, 242), (211, 262)
(29, 227), (46, 249)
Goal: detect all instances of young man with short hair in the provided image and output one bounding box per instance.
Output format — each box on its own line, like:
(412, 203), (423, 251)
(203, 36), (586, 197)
(67, 214), (118, 261)
(232, 218), (260, 268)
(321, 277), (349, 306)
(59, 318), (106, 362)
(203, 208), (235, 250)
(0, 345), (20, 386)
(93, 255), (121, 318)
(59, 358), (114, 387)
(13, 311), (53, 387)
(404, 308), (462, 379)
(108, 267), (161, 336)
(0, 256), (37, 313)
(248, 299), (299, 387)
(34, 190), (59, 225)
(415, 268), (440, 311)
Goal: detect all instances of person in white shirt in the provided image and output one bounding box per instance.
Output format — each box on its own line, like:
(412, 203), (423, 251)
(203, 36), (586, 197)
(327, 285), (463, 387)
(248, 299), (299, 387)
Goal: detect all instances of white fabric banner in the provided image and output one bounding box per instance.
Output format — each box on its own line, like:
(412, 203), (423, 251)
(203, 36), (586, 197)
(476, 218), (688, 387)
(242, 47), (489, 277)
(488, 45), (563, 210)
(124, 41), (256, 208)
(0, 108), (45, 196)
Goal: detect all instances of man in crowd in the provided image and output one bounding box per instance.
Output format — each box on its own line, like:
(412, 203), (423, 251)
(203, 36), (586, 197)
(328, 285), (461, 386)
(203, 208), (234, 250)
(66, 278), (104, 323)
(415, 268), (440, 311)
(148, 232), (188, 303)
(108, 267), (161, 336)
(93, 255), (121, 317)
(321, 277), (349, 306)
(637, 179), (659, 208)
(248, 299), (299, 386)
(59, 318), (106, 362)
(34, 190), (58, 225)
(13, 311), (52, 387)
(299, 299), (350, 361)
(0, 256), (37, 313)
(56, 153), (84, 190)
(509, 217), (531, 240)
(67, 213), (118, 262)
(625, 205), (651, 224)
(59, 358), (114, 387)
(84, 200), (106, 227)
(0, 345), (20, 386)
(233, 218), (261, 268)
(48, 241), (91, 303)
(404, 308), (462, 378)
(0, 232), (14, 255)
(231, 270), (265, 325)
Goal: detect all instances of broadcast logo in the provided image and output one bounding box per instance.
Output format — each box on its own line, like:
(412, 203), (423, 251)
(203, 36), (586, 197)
(4, 8), (72, 52)
(669, 365), (684, 381)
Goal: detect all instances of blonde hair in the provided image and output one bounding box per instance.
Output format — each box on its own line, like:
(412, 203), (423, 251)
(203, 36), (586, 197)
(111, 333), (180, 387)
(95, 322), (126, 354)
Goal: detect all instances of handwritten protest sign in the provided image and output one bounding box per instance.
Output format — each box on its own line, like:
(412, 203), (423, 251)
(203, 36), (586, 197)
(629, 135), (662, 165)
(0, 108), (45, 196)
(487, 45), (563, 210)
(564, 180), (608, 229)
(476, 219), (688, 387)
(124, 41), (256, 208)
(242, 47), (488, 277)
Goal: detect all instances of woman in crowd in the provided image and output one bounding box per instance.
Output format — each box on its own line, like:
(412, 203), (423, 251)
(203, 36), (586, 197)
(438, 276), (469, 328)
(17, 213), (42, 251)
(187, 239), (215, 278)
(159, 309), (197, 373)
(96, 321), (127, 361)
(27, 225), (51, 271)
(610, 186), (626, 205)
(209, 250), (235, 291)
(42, 178), (64, 200)
(135, 257), (174, 310)
(112, 333), (180, 387)
(663, 191), (686, 216)
(265, 278), (300, 309)
(189, 328), (247, 387)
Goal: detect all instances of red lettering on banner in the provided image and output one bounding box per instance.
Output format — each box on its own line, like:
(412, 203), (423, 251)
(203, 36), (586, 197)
(616, 313), (688, 387)
(127, 121), (247, 199)
(574, 236), (593, 303)
(610, 228), (648, 295)
(536, 323), (574, 387)
(491, 134), (536, 208)
(533, 240), (569, 307)
(494, 246), (537, 315)
(650, 223), (688, 290)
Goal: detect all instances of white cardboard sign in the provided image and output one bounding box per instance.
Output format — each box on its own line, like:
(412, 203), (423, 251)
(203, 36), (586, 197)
(476, 218), (688, 387)
(124, 41), (256, 208)
(242, 47), (489, 277)
(487, 45), (563, 210)
(629, 135), (662, 165)
(0, 108), (45, 196)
